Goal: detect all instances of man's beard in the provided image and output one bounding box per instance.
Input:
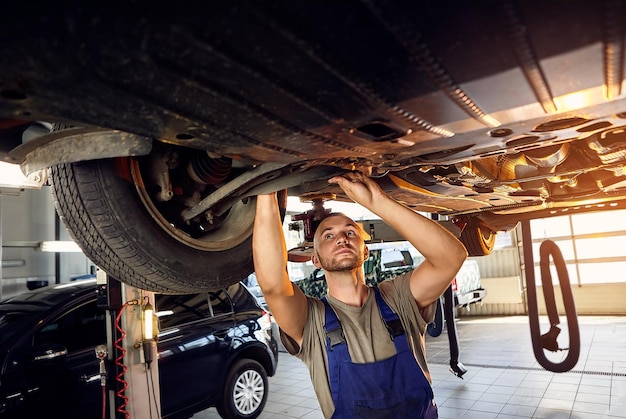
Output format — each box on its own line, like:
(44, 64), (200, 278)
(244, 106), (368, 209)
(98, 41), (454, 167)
(317, 252), (362, 272)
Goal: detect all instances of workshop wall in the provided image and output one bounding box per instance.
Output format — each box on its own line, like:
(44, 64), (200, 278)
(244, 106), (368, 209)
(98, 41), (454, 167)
(1, 187), (94, 300)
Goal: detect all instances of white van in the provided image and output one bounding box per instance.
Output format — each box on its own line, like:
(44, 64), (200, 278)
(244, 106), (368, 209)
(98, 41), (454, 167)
(452, 259), (486, 308)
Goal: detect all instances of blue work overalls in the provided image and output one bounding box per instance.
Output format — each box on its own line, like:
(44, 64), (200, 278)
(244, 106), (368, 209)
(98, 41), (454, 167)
(322, 287), (438, 418)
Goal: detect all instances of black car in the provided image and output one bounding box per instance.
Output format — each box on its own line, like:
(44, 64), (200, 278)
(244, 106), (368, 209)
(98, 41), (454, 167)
(0, 279), (278, 419)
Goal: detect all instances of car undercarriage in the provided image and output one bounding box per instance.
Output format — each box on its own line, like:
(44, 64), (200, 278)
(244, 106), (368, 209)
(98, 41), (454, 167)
(2, 1), (626, 292)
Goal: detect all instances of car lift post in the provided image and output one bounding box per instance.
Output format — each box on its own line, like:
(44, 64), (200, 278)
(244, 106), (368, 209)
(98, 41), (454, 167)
(96, 269), (161, 418)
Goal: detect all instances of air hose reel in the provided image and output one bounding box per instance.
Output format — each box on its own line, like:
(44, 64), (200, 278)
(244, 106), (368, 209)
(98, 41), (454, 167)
(521, 221), (581, 373)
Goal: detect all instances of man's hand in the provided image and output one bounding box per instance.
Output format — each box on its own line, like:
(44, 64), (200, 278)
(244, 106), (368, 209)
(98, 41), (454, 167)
(328, 171), (385, 210)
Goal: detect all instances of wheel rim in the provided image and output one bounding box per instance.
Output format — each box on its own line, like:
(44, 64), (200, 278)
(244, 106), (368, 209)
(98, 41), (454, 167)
(128, 157), (255, 251)
(233, 369), (265, 415)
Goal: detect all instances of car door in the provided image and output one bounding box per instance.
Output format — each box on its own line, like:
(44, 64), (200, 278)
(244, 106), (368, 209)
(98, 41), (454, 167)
(2, 299), (106, 419)
(157, 289), (235, 417)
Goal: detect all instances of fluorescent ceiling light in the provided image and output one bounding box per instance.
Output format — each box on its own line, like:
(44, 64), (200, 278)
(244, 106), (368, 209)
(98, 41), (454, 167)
(39, 240), (83, 253)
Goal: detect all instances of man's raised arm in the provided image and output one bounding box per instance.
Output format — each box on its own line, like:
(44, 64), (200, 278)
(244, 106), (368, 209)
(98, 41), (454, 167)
(253, 193), (308, 346)
(329, 172), (467, 308)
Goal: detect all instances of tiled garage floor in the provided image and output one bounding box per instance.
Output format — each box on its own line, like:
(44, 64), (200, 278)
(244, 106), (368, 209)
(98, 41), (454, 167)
(192, 315), (626, 418)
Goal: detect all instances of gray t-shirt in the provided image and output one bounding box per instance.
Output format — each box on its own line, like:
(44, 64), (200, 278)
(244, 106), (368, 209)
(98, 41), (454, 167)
(280, 272), (436, 418)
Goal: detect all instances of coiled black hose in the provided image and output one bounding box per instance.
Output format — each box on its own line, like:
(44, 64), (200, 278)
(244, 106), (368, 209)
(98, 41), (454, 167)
(521, 221), (580, 372)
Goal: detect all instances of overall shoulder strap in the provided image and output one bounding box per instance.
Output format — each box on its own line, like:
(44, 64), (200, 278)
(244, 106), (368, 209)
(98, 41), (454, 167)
(321, 297), (346, 348)
(372, 287), (405, 339)
(321, 297), (350, 408)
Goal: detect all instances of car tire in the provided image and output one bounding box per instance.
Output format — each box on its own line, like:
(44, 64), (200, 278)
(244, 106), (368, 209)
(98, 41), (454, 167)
(217, 359), (268, 419)
(49, 158), (285, 293)
(459, 219), (496, 256)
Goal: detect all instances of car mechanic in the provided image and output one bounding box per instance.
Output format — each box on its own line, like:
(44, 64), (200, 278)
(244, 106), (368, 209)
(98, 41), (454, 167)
(252, 171), (467, 418)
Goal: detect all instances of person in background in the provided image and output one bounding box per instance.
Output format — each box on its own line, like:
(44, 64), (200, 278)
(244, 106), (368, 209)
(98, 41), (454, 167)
(253, 171), (467, 418)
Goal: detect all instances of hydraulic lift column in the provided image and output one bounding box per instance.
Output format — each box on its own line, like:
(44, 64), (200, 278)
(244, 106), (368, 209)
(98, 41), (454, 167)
(96, 269), (161, 418)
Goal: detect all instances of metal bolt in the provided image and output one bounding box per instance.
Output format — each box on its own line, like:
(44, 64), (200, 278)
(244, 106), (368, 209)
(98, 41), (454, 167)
(489, 128), (513, 137)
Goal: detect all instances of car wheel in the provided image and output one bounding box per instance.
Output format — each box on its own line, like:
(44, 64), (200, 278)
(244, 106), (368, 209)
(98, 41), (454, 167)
(459, 219), (496, 256)
(49, 157), (286, 293)
(217, 359), (268, 419)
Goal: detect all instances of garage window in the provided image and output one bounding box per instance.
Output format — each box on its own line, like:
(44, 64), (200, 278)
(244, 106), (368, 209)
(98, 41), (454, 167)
(530, 207), (626, 285)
